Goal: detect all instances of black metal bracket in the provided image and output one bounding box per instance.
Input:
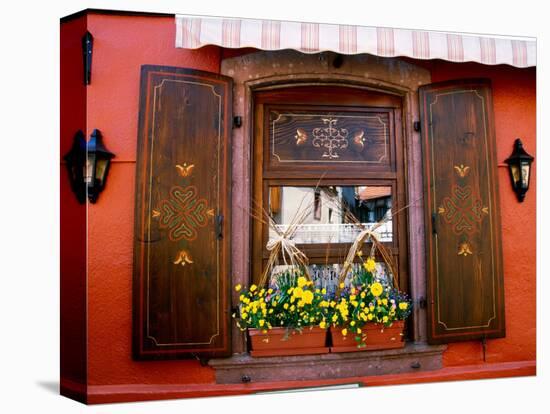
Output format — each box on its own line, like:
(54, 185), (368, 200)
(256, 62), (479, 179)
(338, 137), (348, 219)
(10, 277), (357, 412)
(216, 214), (224, 239)
(233, 116), (242, 128)
(418, 297), (427, 309)
(481, 336), (487, 362)
(82, 31), (93, 85)
(413, 121), (421, 132)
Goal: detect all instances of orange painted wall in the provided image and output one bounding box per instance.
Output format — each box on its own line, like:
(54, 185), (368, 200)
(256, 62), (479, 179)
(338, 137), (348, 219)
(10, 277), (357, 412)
(60, 14), (88, 390)
(427, 61), (537, 366)
(84, 14), (221, 385)
(64, 13), (536, 387)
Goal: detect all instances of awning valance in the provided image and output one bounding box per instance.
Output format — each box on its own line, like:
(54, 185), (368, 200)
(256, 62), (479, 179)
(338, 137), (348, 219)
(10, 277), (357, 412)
(175, 15), (535, 68)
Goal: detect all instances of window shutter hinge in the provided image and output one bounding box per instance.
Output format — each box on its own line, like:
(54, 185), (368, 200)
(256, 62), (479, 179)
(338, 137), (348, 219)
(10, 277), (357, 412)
(413, 121), (421, 132)
(233, 116), (242, 128)
(418, 297), (427, 309)
(216, 214), (224, 239)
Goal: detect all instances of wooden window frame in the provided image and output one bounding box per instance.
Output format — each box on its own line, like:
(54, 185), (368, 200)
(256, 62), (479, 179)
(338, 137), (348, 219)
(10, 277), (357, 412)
(251, 85), (409, 299)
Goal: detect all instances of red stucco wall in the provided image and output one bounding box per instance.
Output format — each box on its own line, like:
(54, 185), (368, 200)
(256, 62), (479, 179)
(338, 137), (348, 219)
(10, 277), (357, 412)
(62, 13), (536, 389)
(84, 14), (221, 386)
(427, 61), (537, 366)
(60, 14), (88, 392)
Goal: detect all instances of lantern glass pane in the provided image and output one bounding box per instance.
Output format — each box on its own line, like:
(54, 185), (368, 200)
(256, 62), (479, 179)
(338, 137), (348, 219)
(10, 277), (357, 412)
(510, 164), (520, 186)
(84, 156), (94, 184)
(521, 161), (530, 188)
(95, 158), (109, 184)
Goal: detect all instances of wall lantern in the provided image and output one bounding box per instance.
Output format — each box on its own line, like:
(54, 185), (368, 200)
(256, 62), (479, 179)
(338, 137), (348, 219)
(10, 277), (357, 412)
(504, 138), (534, 202)
(64, 129), (115, 204)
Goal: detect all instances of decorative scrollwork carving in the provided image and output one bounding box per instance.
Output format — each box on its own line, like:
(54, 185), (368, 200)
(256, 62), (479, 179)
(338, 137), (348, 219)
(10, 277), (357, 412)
(312, 118), (349, 159)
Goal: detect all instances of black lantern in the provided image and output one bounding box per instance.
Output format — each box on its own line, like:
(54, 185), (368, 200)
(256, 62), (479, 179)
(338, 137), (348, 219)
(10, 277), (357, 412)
(504, 138), (534, 202)
(64, 129), (115, 204)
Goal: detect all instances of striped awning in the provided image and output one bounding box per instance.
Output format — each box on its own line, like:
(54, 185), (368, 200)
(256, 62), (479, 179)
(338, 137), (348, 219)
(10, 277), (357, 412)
(175, 15), (536, 68)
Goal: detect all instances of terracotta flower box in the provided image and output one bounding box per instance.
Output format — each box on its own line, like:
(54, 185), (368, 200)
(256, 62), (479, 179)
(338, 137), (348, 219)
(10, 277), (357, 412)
(330, 320), (405, 353)
(249, 326), (329, 357)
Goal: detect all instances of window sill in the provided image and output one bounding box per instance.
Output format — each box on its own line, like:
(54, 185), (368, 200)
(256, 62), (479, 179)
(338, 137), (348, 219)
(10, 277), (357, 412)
(209, 342), (447, 384)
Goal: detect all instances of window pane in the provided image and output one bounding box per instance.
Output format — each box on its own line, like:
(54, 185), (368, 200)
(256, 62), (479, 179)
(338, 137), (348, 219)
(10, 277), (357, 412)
(268, 186), (393, 244)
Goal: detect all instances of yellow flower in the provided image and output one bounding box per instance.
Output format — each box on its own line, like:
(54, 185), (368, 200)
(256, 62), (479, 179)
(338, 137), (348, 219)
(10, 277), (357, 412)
(283, 303), (289, 310)
(332, 314), (338, 322)
(350, 321), (356, 326)
(272, 301), (278, 306)
(399, 302), (409, 310)
(241, 312), (248, 319)
(357, 328), (362, 334)
(364, 257), (376, 273)
(370, 282), (383, 297)
(297, 276), (308, 288)
(293, 287), (303, 298)
(268, 308), (274, 314)
(239, 294), (245, 301)
(350, 294), (356, 301)
(382, 298), (388, 306)
(235, 284), (242, 292)
(267, 288), (273, 294)
(259, 319), (265, 327)
(297, 300), (305, 307)
(339, 282), (345, 289)
(302, 290), (314, 304)
(383, 316), (389, 323)
(250, 284), (257, 292)
(290, 305), (296, 311)
(319, 321), (327, 329)
(321, 288), (327, 295)
(341, 328), (348, 336)
(368, 313), (374, 320)
(360, 292), (366, 299)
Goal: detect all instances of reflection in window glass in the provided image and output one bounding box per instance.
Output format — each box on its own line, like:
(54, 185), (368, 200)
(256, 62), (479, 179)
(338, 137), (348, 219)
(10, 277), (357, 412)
(268, 186), (393, 244)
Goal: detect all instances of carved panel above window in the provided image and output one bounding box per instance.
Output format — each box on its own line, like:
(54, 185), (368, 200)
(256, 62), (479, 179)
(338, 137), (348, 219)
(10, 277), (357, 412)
(266, 106), (394, 171)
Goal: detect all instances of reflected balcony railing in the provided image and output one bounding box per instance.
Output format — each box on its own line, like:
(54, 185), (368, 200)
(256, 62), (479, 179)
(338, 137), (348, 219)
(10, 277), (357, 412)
(270, 221), (393, 244)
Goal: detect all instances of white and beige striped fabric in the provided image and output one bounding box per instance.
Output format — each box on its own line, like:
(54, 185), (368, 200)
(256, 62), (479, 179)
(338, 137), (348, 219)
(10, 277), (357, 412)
(175, 15), (536, 68)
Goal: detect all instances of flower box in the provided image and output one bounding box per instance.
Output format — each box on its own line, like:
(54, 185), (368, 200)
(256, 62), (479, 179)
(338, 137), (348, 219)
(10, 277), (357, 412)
(330, 321), (405, 353)
(249, 327), (329, 357)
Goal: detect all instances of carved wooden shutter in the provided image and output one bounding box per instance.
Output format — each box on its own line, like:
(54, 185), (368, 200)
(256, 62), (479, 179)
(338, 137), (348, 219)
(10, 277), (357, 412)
(133, 65), (232, 359)
(419, 79), (505, 344)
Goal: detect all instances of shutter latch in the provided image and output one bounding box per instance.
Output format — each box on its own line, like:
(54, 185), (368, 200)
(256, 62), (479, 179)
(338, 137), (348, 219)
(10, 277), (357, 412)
(216, 214), (224, 239)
